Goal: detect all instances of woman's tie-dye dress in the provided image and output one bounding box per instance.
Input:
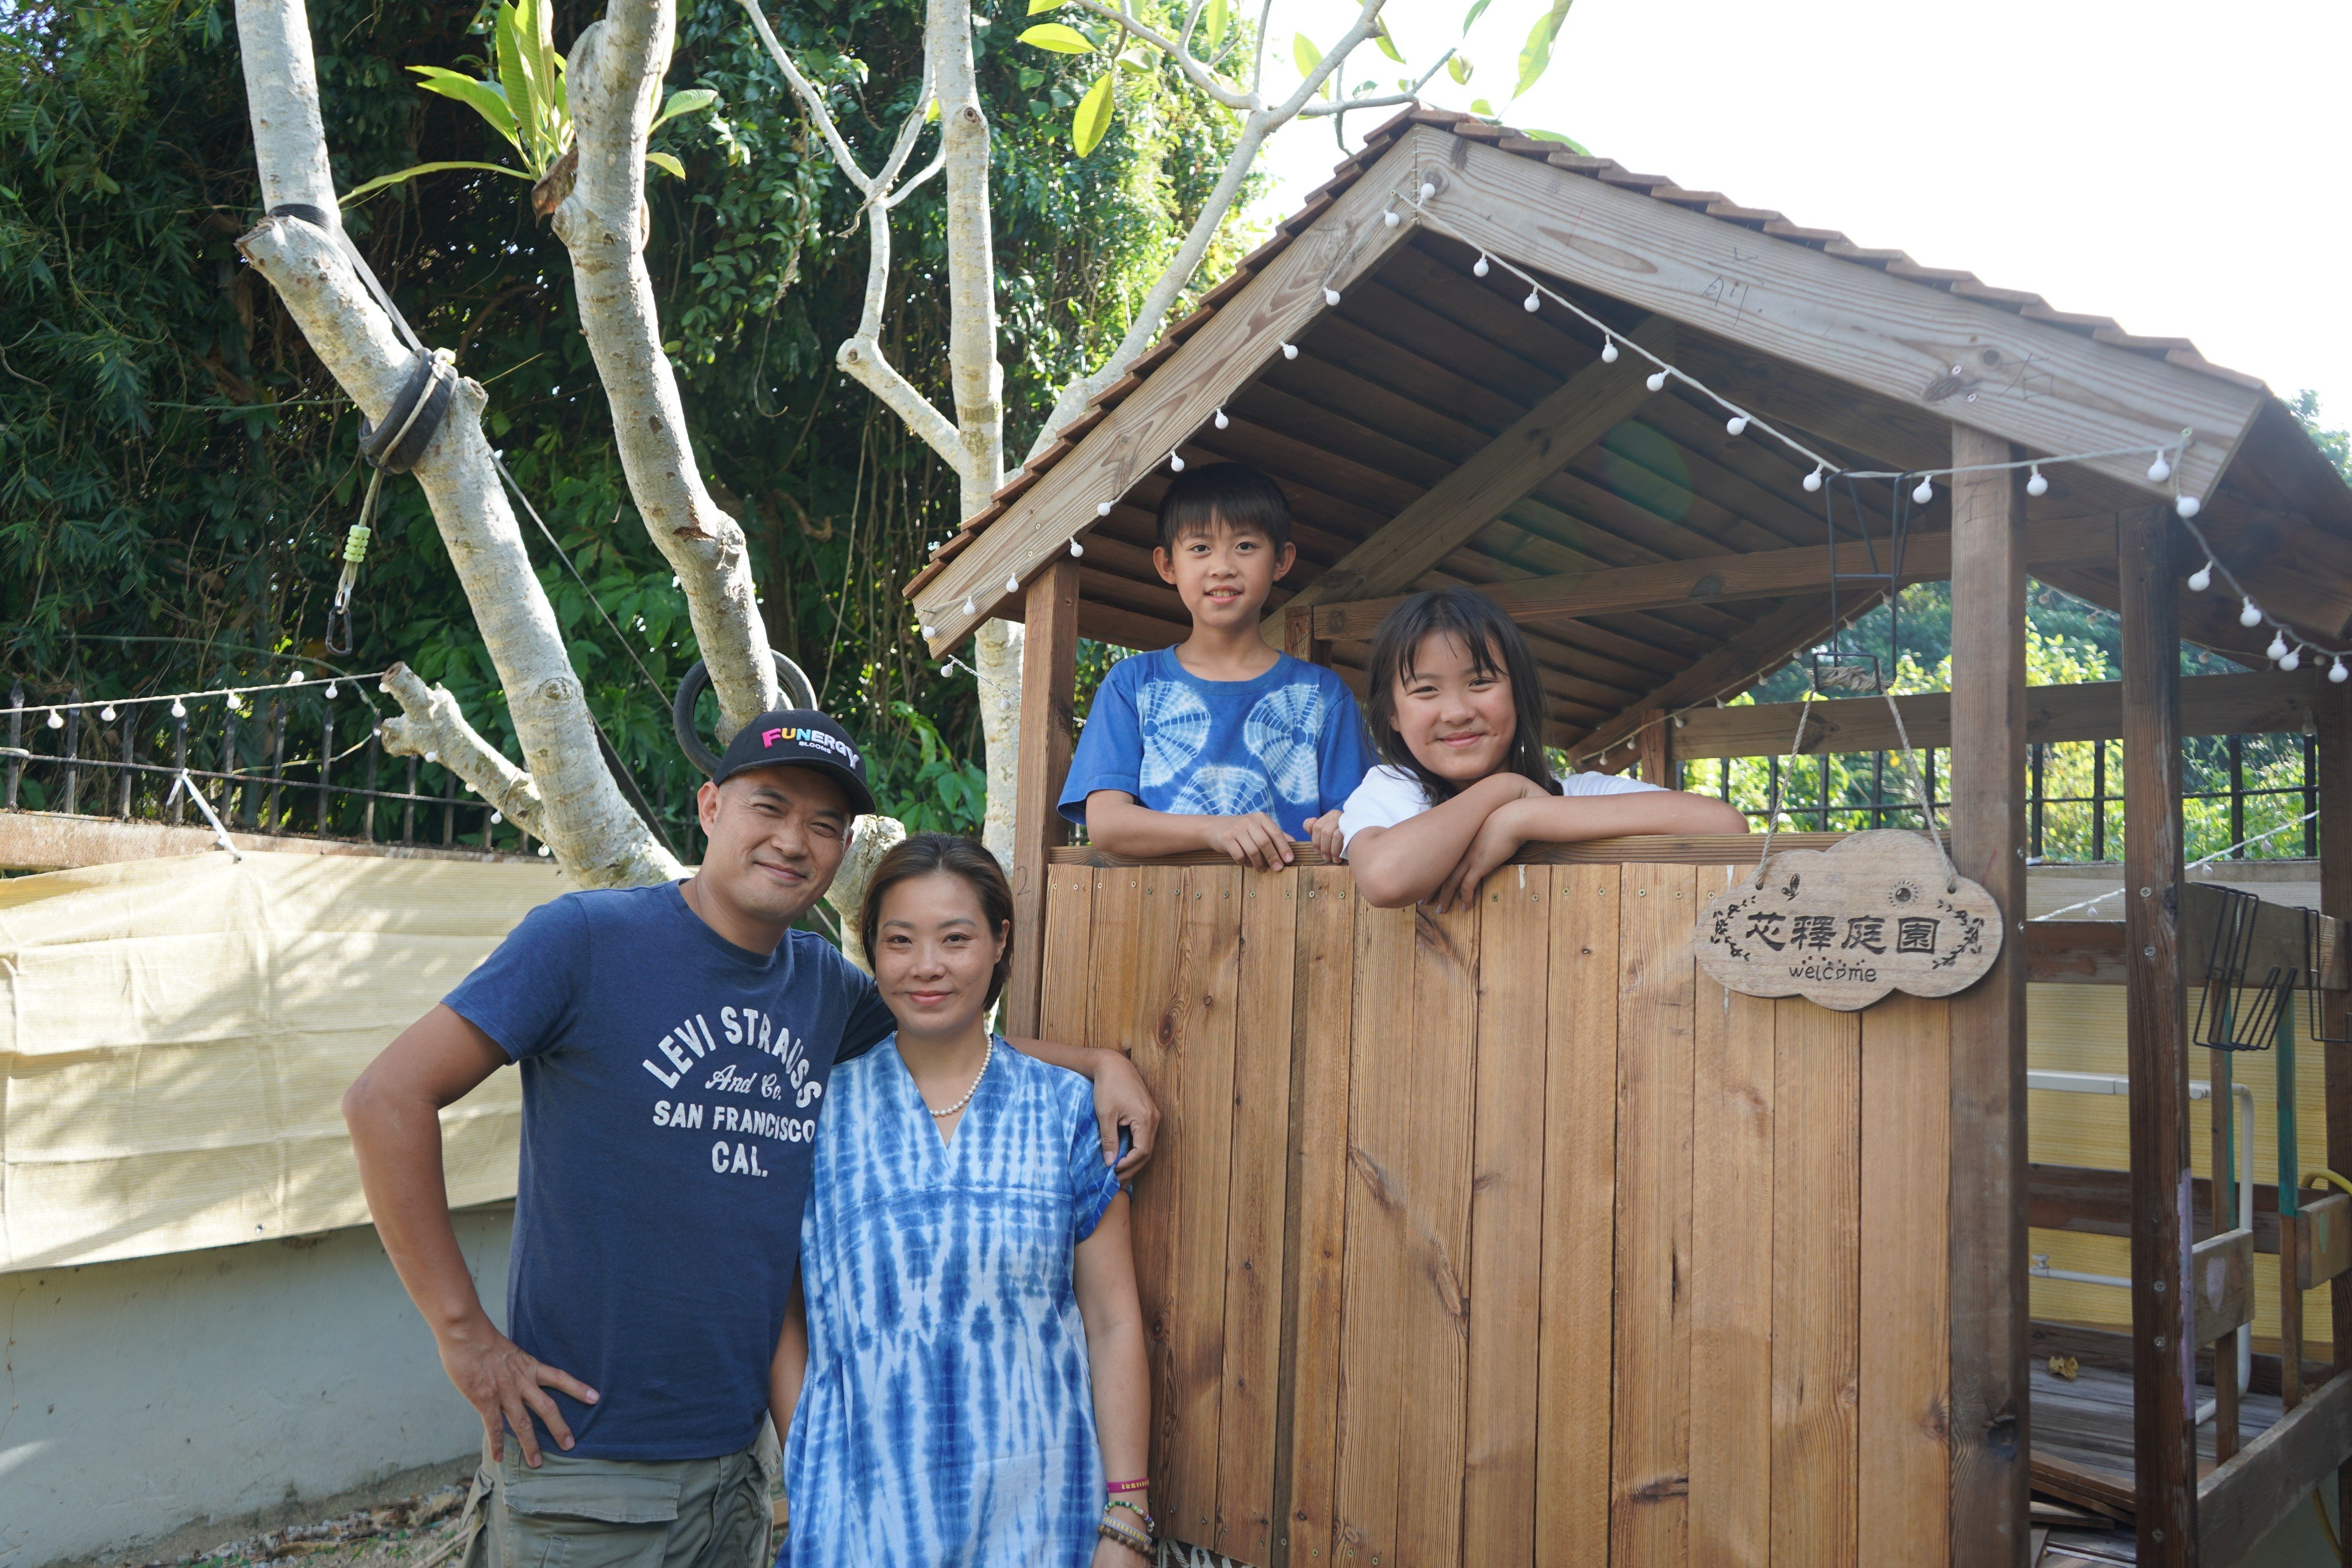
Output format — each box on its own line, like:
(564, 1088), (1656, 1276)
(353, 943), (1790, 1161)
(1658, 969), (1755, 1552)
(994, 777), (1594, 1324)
(778, 1036), (1123, 1567)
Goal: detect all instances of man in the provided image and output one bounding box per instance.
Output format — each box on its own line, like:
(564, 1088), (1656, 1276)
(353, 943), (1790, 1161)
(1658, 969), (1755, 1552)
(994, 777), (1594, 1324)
(342, 710), (1158, 1568)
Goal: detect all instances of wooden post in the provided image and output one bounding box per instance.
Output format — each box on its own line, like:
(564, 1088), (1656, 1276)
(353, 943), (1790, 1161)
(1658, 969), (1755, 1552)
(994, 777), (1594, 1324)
(1004, 557), (1083, 1038)
(2119, 504), (2197, 1562)
(1283, 601), (1326, 667)
(1945, 427), (2030, 1565)
(2212, 1044), (2239, 1460)
(2319, 675), (2352, 1532)
(1633, 716), (1675, 790)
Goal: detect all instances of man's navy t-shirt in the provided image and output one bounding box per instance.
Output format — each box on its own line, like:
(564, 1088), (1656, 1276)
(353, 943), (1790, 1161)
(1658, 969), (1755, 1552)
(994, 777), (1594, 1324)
(445, 880), (892, 1461)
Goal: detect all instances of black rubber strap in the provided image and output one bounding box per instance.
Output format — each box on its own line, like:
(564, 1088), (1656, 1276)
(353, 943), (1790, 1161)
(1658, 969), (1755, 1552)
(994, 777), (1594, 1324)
(268, 202), (426, 355)
(357, 351), (455, 474)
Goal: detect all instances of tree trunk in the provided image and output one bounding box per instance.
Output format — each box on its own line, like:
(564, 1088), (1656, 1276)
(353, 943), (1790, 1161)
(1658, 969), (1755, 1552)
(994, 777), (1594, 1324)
(233, 0), (675, 887)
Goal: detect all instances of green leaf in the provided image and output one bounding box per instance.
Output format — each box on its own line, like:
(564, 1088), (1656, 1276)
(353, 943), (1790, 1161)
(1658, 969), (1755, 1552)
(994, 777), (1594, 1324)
(1470, 96), (1493, 115)
(645, 150), (685, 179)
(1513, 0), (1573, 99)
(1072, 69), (1114, 156)
(1203, 0), (1229, 49)
(1461, 0), (1493, 31)
(1017, 22), (1095, 52)
(650, 87), (717, 132)
(410, 66), (522, 148)
(339, 160), (534, 204)
(1372, 16), (1404, 63)
(493, 2), (545, 171)
(1026, 0), (1063, 10)
(1291, 31), (1322, 78)
(523, 0), (558, 119)
(926, 96), (942, 121)
(1447, 52), (1472, 84)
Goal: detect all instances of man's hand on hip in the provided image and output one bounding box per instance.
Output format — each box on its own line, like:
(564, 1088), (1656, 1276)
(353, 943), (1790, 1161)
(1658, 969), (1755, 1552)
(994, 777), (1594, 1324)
(439, 1314), (600, 1467)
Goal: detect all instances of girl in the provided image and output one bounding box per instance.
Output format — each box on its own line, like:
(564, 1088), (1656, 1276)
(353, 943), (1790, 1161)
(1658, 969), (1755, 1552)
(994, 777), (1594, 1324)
(774, 833), (1153, 1567)
(1341, 587), (1748, 910)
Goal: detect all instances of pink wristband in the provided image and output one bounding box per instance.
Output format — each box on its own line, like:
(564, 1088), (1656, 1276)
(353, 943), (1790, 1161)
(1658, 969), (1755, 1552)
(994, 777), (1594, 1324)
(1107, 1477), (1149, 1494)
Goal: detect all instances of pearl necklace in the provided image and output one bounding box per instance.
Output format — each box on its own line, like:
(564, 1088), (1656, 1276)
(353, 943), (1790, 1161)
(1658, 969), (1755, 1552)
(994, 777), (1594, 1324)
(924, 1033), (994, 1119)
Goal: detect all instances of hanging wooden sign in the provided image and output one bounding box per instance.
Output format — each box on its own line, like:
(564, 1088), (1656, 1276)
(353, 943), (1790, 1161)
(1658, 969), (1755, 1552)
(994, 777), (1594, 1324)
(1693, 829), (2003, 1010)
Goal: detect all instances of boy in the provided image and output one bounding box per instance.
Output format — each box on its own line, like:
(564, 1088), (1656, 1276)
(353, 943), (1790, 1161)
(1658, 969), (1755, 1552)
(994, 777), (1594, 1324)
(1061, 463), (1374, 870)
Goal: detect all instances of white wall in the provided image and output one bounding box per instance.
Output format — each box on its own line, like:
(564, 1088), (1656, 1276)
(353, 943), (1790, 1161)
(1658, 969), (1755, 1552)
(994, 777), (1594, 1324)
(0, 1205), (512, 1568)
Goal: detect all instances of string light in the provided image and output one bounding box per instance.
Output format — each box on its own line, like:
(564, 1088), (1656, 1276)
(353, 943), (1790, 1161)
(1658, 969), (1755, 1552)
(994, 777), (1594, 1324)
(537, 844), (552, 858)
(1213, 408), (1229, 430)
(2187, 561), (2214, 592)
(1912, 476), (1934, 504)
(1473, 254), (1490, 277)
(1322, 286), (1342, 307)
(2240, 598), (2263, 628)
(490, 810), (503, 824)
(1005, 573), (1020, 593)
(2267, 631), (2291, 662)
(1645, 370), (1668, 393)
(1523, 287), (1541, 312)
(1068, 538), (1084, 557)
(1169, 452), (1185, 472)
(2026, 465), (2049, 497)
(2334, 658), (2349, 685)
(5, 670), (388, 721)
(325, 682), (339, 698)
(1803, 466), (1825, 493)
(100, 705), (116, 722)
(288, 671), (305, 684)
(45, 709), (62, 729)
(1097, 501), (1113, 516)
(963, 596), (976, 615)
(2148, 451), (2172, 484)
(1383, 208), (1401, 229)
(170, 698), (187, 719)
(1599, 338), (1618, 364)
(1418, 181), (1435, 201)
(2281, 646), (2304, 672)
(921, 623), (934, 637)
(1725, 415), (1748, 437)
(1280, 342), (1298, 360)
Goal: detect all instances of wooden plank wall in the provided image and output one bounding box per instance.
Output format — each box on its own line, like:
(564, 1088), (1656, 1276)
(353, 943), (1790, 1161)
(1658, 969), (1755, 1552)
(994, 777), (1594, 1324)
(1040, 859), (1955, 1566)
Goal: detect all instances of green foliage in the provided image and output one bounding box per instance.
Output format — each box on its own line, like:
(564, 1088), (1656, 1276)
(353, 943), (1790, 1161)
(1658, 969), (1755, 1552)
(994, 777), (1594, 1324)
(0, 0), (1254, 851)
(2292, 389), (2352, 482)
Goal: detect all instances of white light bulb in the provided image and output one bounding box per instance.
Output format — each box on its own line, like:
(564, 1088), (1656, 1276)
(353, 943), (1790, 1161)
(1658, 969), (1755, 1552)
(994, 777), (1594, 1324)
(1803, 467), (1824, 493)
(490, 810), (501, 823)
(325, 682), (338, 698)
(2177, 495), (2202, 519)
(1473, 254), (1490, 277)
(1645, 370), (1668, 393)
(1383, 210), (1400, 229)
(2282, 646), (2303, 671)
(2148, 453), (2172, 484)
(101, 705), (116, 722)
(1281, 342), (1298, 360)
(2187, 562), (2213, 592)
(1913, 477), (1935, 505)
(537, 845), (552, 858)
(1600, 339), (1618, 364)
(1322, 287), (1342, 307)
(1069, 538), (1084, 558)
(2333, 658), (2349, 685)
(1524, 288), (1540, 312)
(45, 709), (62, 729)
(1418, 181), (1436, 202)
(288, 670), (305, 685)
(2269, 631), (2291, 661)
(920, 624), (934, 638)
(1725, 415), (1748, 437)
(2240, 597), (2263, 628)
(1097, 501), (1113, 516)
(170, 698), (186, 719)
(2025, 466), (2048, 498)
(1169, 453), (1185, 472)
(1214, 408), (1229, 430)
(424, 750), (439, 763)
(963, 597), (976, 615)
(1005, 573), (1020, 593)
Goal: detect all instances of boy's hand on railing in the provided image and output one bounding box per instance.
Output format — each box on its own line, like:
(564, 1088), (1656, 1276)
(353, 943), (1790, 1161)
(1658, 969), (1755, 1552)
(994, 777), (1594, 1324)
(1304, 810), (1345, 863)
(1202, 811), (1295, 871)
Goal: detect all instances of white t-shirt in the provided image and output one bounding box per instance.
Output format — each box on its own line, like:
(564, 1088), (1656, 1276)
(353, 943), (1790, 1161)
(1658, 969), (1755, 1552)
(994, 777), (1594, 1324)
(1337, 763), (1664, 852)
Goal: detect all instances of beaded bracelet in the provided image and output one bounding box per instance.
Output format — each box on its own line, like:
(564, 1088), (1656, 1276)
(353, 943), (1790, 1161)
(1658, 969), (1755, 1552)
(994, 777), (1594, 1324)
(1106, 1477), (1150, 1495)
(1105, 1498), (1157, 1534)
(1097, 1518), (1154, 1557)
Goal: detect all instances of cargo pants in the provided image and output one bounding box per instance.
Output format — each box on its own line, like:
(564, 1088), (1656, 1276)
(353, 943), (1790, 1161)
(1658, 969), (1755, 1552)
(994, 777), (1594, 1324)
(457, 1419), (781, 1568)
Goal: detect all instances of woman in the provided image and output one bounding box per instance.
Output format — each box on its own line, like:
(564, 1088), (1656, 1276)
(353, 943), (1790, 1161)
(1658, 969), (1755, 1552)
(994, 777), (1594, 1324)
(774, 833), (1154, 1566)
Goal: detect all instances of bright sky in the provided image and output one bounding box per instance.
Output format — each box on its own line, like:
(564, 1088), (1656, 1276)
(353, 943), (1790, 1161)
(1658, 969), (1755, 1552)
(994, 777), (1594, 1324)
(1247, 0), (2352, 431)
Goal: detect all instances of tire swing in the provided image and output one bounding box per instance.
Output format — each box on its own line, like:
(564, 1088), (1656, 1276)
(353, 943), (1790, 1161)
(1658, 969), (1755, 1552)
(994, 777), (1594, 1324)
(671, 651), (818, 777)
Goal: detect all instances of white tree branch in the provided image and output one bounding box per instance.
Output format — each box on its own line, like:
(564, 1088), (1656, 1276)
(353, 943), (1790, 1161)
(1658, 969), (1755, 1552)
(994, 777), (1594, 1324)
(1066, 0), (1256, 109)
(1266, 0), (1387, 119)
(555, 5), (779, 742)
(735, 0), (878, 192)
(232, 205), (670, 886)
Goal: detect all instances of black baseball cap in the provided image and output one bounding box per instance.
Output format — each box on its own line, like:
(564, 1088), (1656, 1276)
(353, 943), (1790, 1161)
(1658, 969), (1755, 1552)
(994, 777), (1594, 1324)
(710, 709), (876, 817)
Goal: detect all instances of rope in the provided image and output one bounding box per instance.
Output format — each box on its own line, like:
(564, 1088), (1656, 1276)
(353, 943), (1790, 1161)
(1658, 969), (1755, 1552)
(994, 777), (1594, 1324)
(165, 769), (243, 861)
(1747, 692), (1815, 885)
(2030, 807), (2323, 921)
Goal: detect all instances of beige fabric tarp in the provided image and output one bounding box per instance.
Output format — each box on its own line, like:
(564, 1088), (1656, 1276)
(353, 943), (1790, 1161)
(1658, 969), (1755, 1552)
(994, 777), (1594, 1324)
(1, 851), (562, 1272)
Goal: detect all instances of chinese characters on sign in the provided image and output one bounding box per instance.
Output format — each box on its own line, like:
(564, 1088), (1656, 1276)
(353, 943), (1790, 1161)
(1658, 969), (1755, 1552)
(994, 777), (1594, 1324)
(1693, 829), (2004, 1010)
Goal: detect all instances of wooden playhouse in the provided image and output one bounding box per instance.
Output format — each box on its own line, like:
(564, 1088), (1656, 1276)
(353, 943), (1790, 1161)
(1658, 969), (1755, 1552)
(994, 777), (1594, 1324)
(905, 107), (2352, 1566)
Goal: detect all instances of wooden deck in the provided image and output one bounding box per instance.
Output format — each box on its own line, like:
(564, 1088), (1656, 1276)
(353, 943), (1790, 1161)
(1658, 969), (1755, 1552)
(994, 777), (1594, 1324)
(2029, 1360), (2288, 1564)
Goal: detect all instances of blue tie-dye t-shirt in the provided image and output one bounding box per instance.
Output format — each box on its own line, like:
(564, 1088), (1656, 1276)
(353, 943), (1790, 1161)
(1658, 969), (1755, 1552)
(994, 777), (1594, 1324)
(1057, 648), (1374, 836)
